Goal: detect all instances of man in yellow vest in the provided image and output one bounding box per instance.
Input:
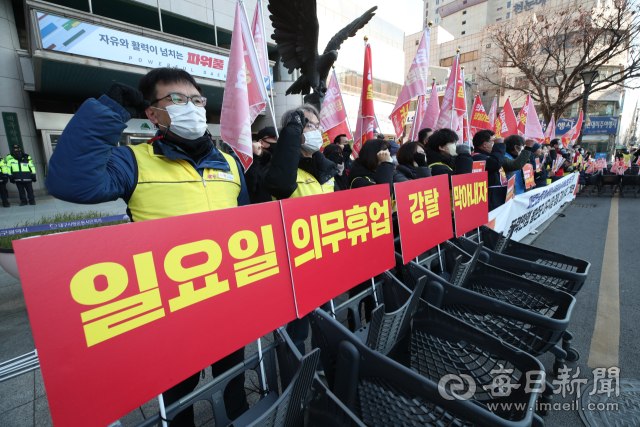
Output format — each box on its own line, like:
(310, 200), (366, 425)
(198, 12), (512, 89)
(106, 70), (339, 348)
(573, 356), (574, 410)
(46, 67), (249, 427)
(262, 104), (338, 356)
(0, 155), (10, 207)
(7, 144), (37, 206)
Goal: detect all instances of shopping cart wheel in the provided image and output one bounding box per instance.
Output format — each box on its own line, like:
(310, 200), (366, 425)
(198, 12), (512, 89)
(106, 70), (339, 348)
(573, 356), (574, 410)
(565, 348), (580, 362)
(552, 360), (566, 376)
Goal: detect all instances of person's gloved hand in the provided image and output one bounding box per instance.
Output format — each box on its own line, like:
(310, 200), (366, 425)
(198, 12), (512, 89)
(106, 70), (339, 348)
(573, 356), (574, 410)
(32, 175), (37, 183)
(342, 143), (352, 155)
(413, 151), (428, 167)
(285, 111), (308, 135)
(456, 144), (472, 156)
(105, 83), (150, 119)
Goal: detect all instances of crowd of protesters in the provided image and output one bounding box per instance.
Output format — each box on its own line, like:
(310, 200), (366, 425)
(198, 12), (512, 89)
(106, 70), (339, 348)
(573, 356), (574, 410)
(43, 67), (614, 427)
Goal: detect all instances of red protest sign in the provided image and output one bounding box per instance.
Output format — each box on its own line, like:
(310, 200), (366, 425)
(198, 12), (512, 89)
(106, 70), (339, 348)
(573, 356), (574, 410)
(535, 157), (541, 172)
(506, 175), (516, 203)
(13, 202), (297, 427)
(395, 175), (454, 264)
(523, 163), (535, 189)
(472, 161), (486, 173)
(451, 172), (489, 237)
(281, 186), (395, 317)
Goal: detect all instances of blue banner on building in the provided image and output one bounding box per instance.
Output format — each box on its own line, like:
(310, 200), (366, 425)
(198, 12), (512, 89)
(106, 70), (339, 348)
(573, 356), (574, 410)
(541, 117), (618, 135)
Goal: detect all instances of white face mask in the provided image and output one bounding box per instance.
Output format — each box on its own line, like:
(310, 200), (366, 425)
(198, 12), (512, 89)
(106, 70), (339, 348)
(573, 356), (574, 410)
(445, 143), (458, 157)
(155, 102), (207, 140)
(302, 130), (323, 154)
(336, 163), (345, 175)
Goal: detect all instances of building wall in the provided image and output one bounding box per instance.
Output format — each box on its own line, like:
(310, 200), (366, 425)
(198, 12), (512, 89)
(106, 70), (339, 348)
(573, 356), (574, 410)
(0, 0), (45, 196)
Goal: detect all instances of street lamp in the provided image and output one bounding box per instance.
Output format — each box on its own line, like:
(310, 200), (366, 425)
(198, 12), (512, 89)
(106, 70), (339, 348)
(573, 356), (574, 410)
(576, 70), (599, 147)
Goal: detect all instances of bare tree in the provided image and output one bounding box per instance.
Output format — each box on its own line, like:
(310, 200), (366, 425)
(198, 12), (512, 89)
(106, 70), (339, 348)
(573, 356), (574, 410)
(478, 1), (640, 124)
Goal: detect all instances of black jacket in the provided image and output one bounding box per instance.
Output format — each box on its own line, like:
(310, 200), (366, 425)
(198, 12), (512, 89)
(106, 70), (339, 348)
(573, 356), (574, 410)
(426, 148), (473, 177)
(394, 164), (432, 181)
(333, 170), (349, 191)
(348, 161), (396, 197)
(473, 144), (507, 211)
(244, 152), (272, 204)
(262, 124), (338, 200)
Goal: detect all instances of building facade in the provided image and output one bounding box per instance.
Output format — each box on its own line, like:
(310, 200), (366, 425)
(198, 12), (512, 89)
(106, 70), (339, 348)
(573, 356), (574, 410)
(0, 0), (405, 200)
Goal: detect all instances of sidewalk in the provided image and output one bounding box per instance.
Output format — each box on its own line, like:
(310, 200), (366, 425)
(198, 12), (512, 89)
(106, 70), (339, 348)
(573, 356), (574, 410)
(0, 198), (128, 229)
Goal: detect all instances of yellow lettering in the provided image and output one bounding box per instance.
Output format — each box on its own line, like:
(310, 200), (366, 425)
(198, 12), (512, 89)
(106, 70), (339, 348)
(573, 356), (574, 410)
(71, 262), (128, 305)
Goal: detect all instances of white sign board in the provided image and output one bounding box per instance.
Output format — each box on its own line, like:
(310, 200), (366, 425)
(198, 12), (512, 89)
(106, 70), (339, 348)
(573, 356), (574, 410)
(37, 11), (228, 81)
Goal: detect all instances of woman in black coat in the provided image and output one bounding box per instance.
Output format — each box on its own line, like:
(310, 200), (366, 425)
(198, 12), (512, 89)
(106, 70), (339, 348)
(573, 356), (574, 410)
(394, 141), (432, 181)
(349, 138), (400, 196)
(323, 143), (349, 191)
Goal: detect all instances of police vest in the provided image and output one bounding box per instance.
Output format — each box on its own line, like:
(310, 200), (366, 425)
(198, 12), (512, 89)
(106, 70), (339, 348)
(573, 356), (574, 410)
(6, 155), (35, 181)
(286, 169), (334, 199)
(0, 159), (8, 176)
(127, 143), (241, 222)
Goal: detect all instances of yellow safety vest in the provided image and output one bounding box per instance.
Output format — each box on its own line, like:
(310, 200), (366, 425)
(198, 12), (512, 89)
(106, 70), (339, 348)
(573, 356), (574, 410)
(0, 158), (8, 176)
(623, 153), (632, 163)
(6, 154), (35, 181)
(127, 143), (241, 222)
(286, 168), (335, 199)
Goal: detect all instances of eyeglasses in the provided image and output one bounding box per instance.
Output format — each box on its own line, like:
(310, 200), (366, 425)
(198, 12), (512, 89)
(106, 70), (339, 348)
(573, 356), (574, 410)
(153, 93), (207, 107)
(306, 122), (325, 133)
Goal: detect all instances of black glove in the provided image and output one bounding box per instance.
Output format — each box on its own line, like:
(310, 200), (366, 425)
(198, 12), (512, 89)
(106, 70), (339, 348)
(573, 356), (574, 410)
(342, 143), (353, 155)
(285, 111), (308, 135)
(106, 83), (150, 119)
(32, 175), (37, 183)
(413, 151), (428, 167)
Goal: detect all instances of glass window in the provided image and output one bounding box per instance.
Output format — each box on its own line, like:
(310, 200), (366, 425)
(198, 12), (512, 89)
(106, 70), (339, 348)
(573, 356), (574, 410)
(462, 31), (466, 35)
(436, 17), (439, 23)
(462, 21), (466, 24)
(507, 1), (511, 6)
(507, 12), (510, 18)
(436, 8), (439, 13)
(463, 10), (467, 14)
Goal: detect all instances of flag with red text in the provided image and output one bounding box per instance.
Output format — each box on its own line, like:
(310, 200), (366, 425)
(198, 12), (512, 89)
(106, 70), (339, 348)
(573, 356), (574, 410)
(353, 43), (375, 158)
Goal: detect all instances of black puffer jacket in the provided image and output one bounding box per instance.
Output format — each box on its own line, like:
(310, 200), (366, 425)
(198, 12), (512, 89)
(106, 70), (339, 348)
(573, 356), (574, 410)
(473, 144), (507, 211)
(244, 151), (272, 204)
(394, 164), (431, 181)
(262, 124), (338, 200)
(348, 161), (397, 197)
(426, 148), (473, 177)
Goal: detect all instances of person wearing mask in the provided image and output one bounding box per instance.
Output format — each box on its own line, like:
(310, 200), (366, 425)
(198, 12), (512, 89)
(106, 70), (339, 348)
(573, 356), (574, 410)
(526, 143), (547, 188)
(262, 105), (337, 200)
(472, 130), (506, 210)
(261, 105), (337, 357)
(6, 145), (37, 206)
(333, 134), (353, 171)
(0, 155), (10, 207)
(323, 143), (349, 190)
(379, 134), (401, 165)
(504, 135), (528, 195)
(418, 128), (433, 147)
(245, 127), (276, 204)
(257, 126), (278, 154)
(394, 141), (432, 181)
(348, 138), (398, 196)
(426, 129), (473, 176)
(46, 67), (250, 427)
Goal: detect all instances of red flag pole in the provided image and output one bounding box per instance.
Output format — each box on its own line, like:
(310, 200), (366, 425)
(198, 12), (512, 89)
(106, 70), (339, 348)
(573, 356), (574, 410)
(450, 48), (460, 129)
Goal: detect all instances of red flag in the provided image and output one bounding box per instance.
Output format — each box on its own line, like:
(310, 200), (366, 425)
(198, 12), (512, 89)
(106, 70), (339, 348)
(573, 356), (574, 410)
(516, 96), (529, 136)
(389, 28), (431, 138)
(470, 95), (491, 132)
(435, 55), (463, 131)
(488, 96), (497, 133)
(390, 101), (410, 139)
(220, 0), (268, 171)
(320, 69), (352, 144)
(251, 0), (271, 90)
(544, 115), (556, 144)
(353, 44), (375, 158)
(567, 110), (583, 146)
(410, 96), (427, 141)
(321, 121), (352, 151)
(420, 80), (440, 131)
(494, 98), (517, 138)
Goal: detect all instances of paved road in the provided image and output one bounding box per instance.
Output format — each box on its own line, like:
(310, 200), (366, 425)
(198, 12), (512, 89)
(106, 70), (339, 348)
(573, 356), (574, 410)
(0, 193), (637, 426)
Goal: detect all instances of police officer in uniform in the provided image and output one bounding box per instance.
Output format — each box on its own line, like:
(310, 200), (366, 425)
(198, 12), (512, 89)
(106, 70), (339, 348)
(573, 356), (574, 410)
(6, 145), (36, 206)
(46, 67), (250, 427)
(0, 155), (10, 207)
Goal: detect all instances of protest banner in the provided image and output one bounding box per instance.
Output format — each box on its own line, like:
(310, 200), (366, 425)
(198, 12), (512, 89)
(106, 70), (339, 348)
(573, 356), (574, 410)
(535, 157), (541, 172)
(353, 43), (375, 157)
(472, 161), (486, 173)
(320, 69), (353, 150)
(487, 173), (579, 241)
(13, 202), (297, 427)
(280, 185), (395, 316)
(506, 175), (516, 203)
(451, 172), (489, 237)
(523, 164), (535, 189)
(395, 175), (453, 264)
